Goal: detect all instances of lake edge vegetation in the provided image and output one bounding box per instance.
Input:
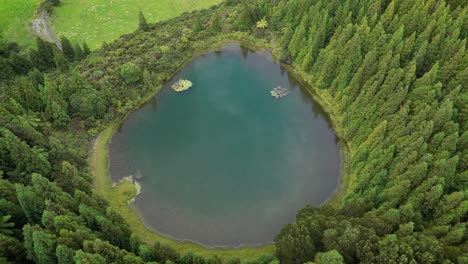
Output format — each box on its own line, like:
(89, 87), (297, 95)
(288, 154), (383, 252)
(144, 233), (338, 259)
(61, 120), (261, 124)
(0, 0), (467, 263)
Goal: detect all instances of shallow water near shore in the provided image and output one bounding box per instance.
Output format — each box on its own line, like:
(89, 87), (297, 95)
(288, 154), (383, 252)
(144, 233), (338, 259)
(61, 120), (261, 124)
(109, 44), (341, 246)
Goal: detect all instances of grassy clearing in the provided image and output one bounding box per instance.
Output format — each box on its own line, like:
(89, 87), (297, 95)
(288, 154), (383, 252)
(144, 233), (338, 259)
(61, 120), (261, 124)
(51, 0), (222, 49)
(0, 0), (41, 46)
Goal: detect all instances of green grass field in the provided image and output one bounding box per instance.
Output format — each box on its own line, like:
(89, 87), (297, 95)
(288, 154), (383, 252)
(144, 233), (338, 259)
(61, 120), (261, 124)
(0, 0), (41, 46)
(51, 0), (222, 49)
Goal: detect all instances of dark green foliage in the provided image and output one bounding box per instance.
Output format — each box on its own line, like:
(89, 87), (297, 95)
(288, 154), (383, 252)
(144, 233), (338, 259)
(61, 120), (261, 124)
(179, 251), (207, 264)
(152, 242), (180, 263)
(0, 214), (14, 235)
(0, 58), (14, 81)
(0, 233), (24, 262)
(48, 0), (60, 6)
(34, 38), (56, 71)
(0, 0), (466, 263)
(69, 88), (107, 120)
(54, 51), (69, 72)
(139, 11), (149, 32)
(9, 52), (32, 75)
(130, 233), (142, 254)
(74, 249), (106, 264)
(210, 13), (222, 33)
(269, 0), (467, 262)
(32, 230), (57, 264)
(74, 44), (84, 60)
(1, 129), (51, 183)
(56, 245), (74, 264)
(193, 16), (204, 32)
(60, 36), (75, 61)
(138, 245), (155, 262)
(82, 42), (91, 57)
(120, 62), (142, 84)
(234, 2), (255, 31)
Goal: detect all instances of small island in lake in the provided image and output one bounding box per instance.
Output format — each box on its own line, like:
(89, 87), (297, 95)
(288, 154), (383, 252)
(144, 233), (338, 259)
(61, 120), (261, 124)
(271, 86), (290, 98)
(172, 79), (193, 92)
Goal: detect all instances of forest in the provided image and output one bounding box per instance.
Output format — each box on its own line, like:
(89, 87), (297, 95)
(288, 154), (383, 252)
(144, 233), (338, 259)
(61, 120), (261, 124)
(0, 0), (467, 263)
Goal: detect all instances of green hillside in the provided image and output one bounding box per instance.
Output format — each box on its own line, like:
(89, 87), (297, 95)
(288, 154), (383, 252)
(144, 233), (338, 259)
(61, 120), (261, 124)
(0, 0), (466, 263)
(51, 0), (222, 49)
(0, 0), (41, 46)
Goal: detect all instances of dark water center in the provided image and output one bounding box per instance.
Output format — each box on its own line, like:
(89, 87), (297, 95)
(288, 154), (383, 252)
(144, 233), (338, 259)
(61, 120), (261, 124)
(109, 44), (341, 246)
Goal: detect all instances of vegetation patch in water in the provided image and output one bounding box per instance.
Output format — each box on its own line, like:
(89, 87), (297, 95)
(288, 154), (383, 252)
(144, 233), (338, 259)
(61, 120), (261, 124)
(172, 79), (193, 92)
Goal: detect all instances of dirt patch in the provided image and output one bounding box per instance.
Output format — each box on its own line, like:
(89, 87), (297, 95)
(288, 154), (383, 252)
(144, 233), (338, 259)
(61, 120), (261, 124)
(31, 8), (61, 49)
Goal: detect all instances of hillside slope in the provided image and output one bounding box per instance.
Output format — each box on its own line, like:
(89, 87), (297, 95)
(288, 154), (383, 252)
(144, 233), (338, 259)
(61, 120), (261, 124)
(0, 0), (466, 263)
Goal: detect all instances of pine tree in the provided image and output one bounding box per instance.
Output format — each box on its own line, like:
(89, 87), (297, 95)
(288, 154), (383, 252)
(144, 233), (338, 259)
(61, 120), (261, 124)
(74, 44), (84, 60)
(9, 52), (32, 75)
(35, 38), (56, 71)
(210, 13), (222, 33)
(60, 36), (75, 61)
(82, 42), (91, 56)
(139, 11), (149, 31)
(54, 51), (69, 72)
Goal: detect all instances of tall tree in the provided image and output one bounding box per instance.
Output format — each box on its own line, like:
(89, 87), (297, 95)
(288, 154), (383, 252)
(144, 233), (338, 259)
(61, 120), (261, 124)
(60, 36), (75, 61)
(139, 11), (149, 31)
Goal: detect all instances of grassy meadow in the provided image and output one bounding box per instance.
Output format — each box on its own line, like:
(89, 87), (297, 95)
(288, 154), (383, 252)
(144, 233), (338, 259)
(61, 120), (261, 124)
(0, 0), (41, 46)
(51, 0), (222, 49)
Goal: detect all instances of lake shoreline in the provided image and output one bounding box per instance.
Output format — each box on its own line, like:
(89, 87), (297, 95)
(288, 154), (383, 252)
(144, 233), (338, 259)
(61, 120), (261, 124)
(89, 34), (351, 260)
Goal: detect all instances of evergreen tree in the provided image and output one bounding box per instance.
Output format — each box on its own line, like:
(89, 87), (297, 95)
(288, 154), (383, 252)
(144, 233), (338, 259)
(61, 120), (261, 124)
(139, 11), (149, 31)
(74, 44), (84, 60)
(35, 38), (56, 71)
(210, 13), (222, 33)
(9, 52), (32, 75)
(60, 36), (75, 61)
(82, 42), (91, 56)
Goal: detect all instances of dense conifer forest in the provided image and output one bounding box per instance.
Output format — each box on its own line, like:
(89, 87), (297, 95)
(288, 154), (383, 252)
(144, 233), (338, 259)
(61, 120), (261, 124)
(0, 0), (466, 263)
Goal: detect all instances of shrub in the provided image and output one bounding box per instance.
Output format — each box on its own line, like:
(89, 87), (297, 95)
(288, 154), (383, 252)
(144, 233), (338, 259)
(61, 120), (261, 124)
(120, 62), (142, 84)
(70, 88), (107, 120)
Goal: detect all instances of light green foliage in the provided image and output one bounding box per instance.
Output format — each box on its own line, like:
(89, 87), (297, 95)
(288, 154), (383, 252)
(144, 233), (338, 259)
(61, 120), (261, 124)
(120, 62), (142, 85)
(74, 250), (107, 264)
(314, 250), (344, 264)
(56, 245), (74, 264)
(32, 230), (57, 264)
(171, 79), (193, 92)
(256, 17), (268, 29)
(60, 36), (75, 61)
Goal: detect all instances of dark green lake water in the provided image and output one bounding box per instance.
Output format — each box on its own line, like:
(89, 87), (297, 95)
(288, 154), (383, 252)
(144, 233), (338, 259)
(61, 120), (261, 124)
(109, 44), (341, 246)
